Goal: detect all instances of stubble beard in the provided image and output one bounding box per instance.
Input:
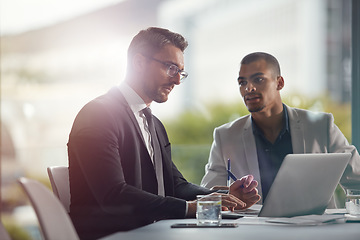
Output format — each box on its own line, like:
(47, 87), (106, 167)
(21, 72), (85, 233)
(152, 88), (169, 103)
(247, 105), (265, 113)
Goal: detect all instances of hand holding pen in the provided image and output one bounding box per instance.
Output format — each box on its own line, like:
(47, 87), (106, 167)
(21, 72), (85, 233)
(229, 175), (261, 210)
(226, 159), (261, 209)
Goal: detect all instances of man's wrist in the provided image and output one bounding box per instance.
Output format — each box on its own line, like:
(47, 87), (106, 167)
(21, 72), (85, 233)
(185, 200), (197, 218)
(217, 189), (229, 194)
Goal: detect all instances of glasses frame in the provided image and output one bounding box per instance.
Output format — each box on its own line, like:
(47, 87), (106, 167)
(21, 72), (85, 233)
(146, 56), (188, 81)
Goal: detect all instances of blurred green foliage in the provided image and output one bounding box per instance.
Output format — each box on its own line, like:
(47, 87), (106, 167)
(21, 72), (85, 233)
(2, 218), (32, 240)
(164, 102), (249, 184)
(164, 93), (351, 186)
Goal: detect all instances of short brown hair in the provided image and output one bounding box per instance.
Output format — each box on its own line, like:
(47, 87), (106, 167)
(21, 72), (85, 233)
(127, 27), (188, 63)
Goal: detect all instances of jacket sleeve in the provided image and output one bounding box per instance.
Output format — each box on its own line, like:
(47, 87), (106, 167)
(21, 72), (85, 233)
(327, 113), (360, 189)
(200, 127), (228, 188)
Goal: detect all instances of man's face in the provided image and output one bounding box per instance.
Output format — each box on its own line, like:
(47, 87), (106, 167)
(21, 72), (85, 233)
(237, 59), (283, 113)
(142, 44), (184, 104)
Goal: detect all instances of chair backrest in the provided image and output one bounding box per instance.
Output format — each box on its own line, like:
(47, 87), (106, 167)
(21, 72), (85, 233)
(47, 166), (70, 212)
(18, 177), (79, 240)
(0, 221), (11, 240)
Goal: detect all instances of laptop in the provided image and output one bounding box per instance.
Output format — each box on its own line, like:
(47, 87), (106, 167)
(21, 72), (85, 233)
(258, 153), (351, 217)
(223, 153), (351, 219)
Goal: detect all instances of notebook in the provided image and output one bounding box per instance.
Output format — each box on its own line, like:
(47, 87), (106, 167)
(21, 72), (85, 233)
(258, 153), (351, 217)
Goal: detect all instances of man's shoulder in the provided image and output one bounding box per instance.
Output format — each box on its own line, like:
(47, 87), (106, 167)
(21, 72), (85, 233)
(216, 114), (251, 132)
(83, 87), (126, 110)
(286, 105), (332, 122)
(73, 87), (128, 125)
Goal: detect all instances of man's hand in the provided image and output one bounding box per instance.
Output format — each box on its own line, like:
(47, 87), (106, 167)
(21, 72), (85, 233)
(229, 175), (261, 210)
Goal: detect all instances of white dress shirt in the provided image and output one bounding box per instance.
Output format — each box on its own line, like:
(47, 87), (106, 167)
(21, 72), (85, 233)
(119, 82), (155, 164)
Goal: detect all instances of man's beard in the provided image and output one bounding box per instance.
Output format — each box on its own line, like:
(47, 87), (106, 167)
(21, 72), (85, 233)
(145, 87), (169, 104)
(248, 105), (265, 113)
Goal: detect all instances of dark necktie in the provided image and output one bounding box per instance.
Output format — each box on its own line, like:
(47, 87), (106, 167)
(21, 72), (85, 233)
(142, 107), (165, 196)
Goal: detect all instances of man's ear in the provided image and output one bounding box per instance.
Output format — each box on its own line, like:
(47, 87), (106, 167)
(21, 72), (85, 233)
(276, 76), (285, 90)
(132, 54), (147, 73)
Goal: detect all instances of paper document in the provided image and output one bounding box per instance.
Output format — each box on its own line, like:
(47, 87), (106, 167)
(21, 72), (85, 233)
(265, 215), (345, 225)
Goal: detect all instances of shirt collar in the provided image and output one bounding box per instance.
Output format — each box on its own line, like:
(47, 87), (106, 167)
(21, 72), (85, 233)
(282, 104), (290, 133)
(119, 82), (148, 114)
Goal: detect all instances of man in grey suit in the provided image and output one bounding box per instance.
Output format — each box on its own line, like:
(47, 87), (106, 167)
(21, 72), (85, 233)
(201, 52), (360, 205)
(68, 28), (260, 240)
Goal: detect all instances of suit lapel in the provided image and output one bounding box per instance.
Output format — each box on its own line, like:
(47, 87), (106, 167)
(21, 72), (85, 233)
(242, 116), (263, 199)
(127, 106), (146, 145)
(110, 87), (149, 150)
(110, 87), (157, 174)
(287, 105), (305, 153)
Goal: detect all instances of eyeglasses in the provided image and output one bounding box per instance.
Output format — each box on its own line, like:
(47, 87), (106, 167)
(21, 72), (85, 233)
(147, 56), (188, 81)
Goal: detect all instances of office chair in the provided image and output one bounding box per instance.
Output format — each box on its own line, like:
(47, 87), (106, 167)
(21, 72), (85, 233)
(47, 166), (70, 212)
(18, 177), (79, 240)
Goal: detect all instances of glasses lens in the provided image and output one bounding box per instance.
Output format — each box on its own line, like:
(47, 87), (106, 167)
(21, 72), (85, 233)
(165, 63), (188, 81)
(167, 65), (178, 77)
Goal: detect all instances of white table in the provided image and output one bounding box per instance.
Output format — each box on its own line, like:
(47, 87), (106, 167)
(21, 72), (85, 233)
(100, 211), (360, 240)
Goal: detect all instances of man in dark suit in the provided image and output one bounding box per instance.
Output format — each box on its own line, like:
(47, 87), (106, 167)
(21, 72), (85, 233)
(68, 27), (260, 240)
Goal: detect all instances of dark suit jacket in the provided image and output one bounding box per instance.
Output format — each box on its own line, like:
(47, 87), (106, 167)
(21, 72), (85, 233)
(68, 87), (212, 239)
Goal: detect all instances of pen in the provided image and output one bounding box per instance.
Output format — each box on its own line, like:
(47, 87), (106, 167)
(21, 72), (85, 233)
(227, 169), (237, 182)
(227, 168), (245, 189)
(227, 158), (231, 187)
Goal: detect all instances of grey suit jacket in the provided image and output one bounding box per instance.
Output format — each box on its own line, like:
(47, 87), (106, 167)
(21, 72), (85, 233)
(201, 105), (360, 205)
